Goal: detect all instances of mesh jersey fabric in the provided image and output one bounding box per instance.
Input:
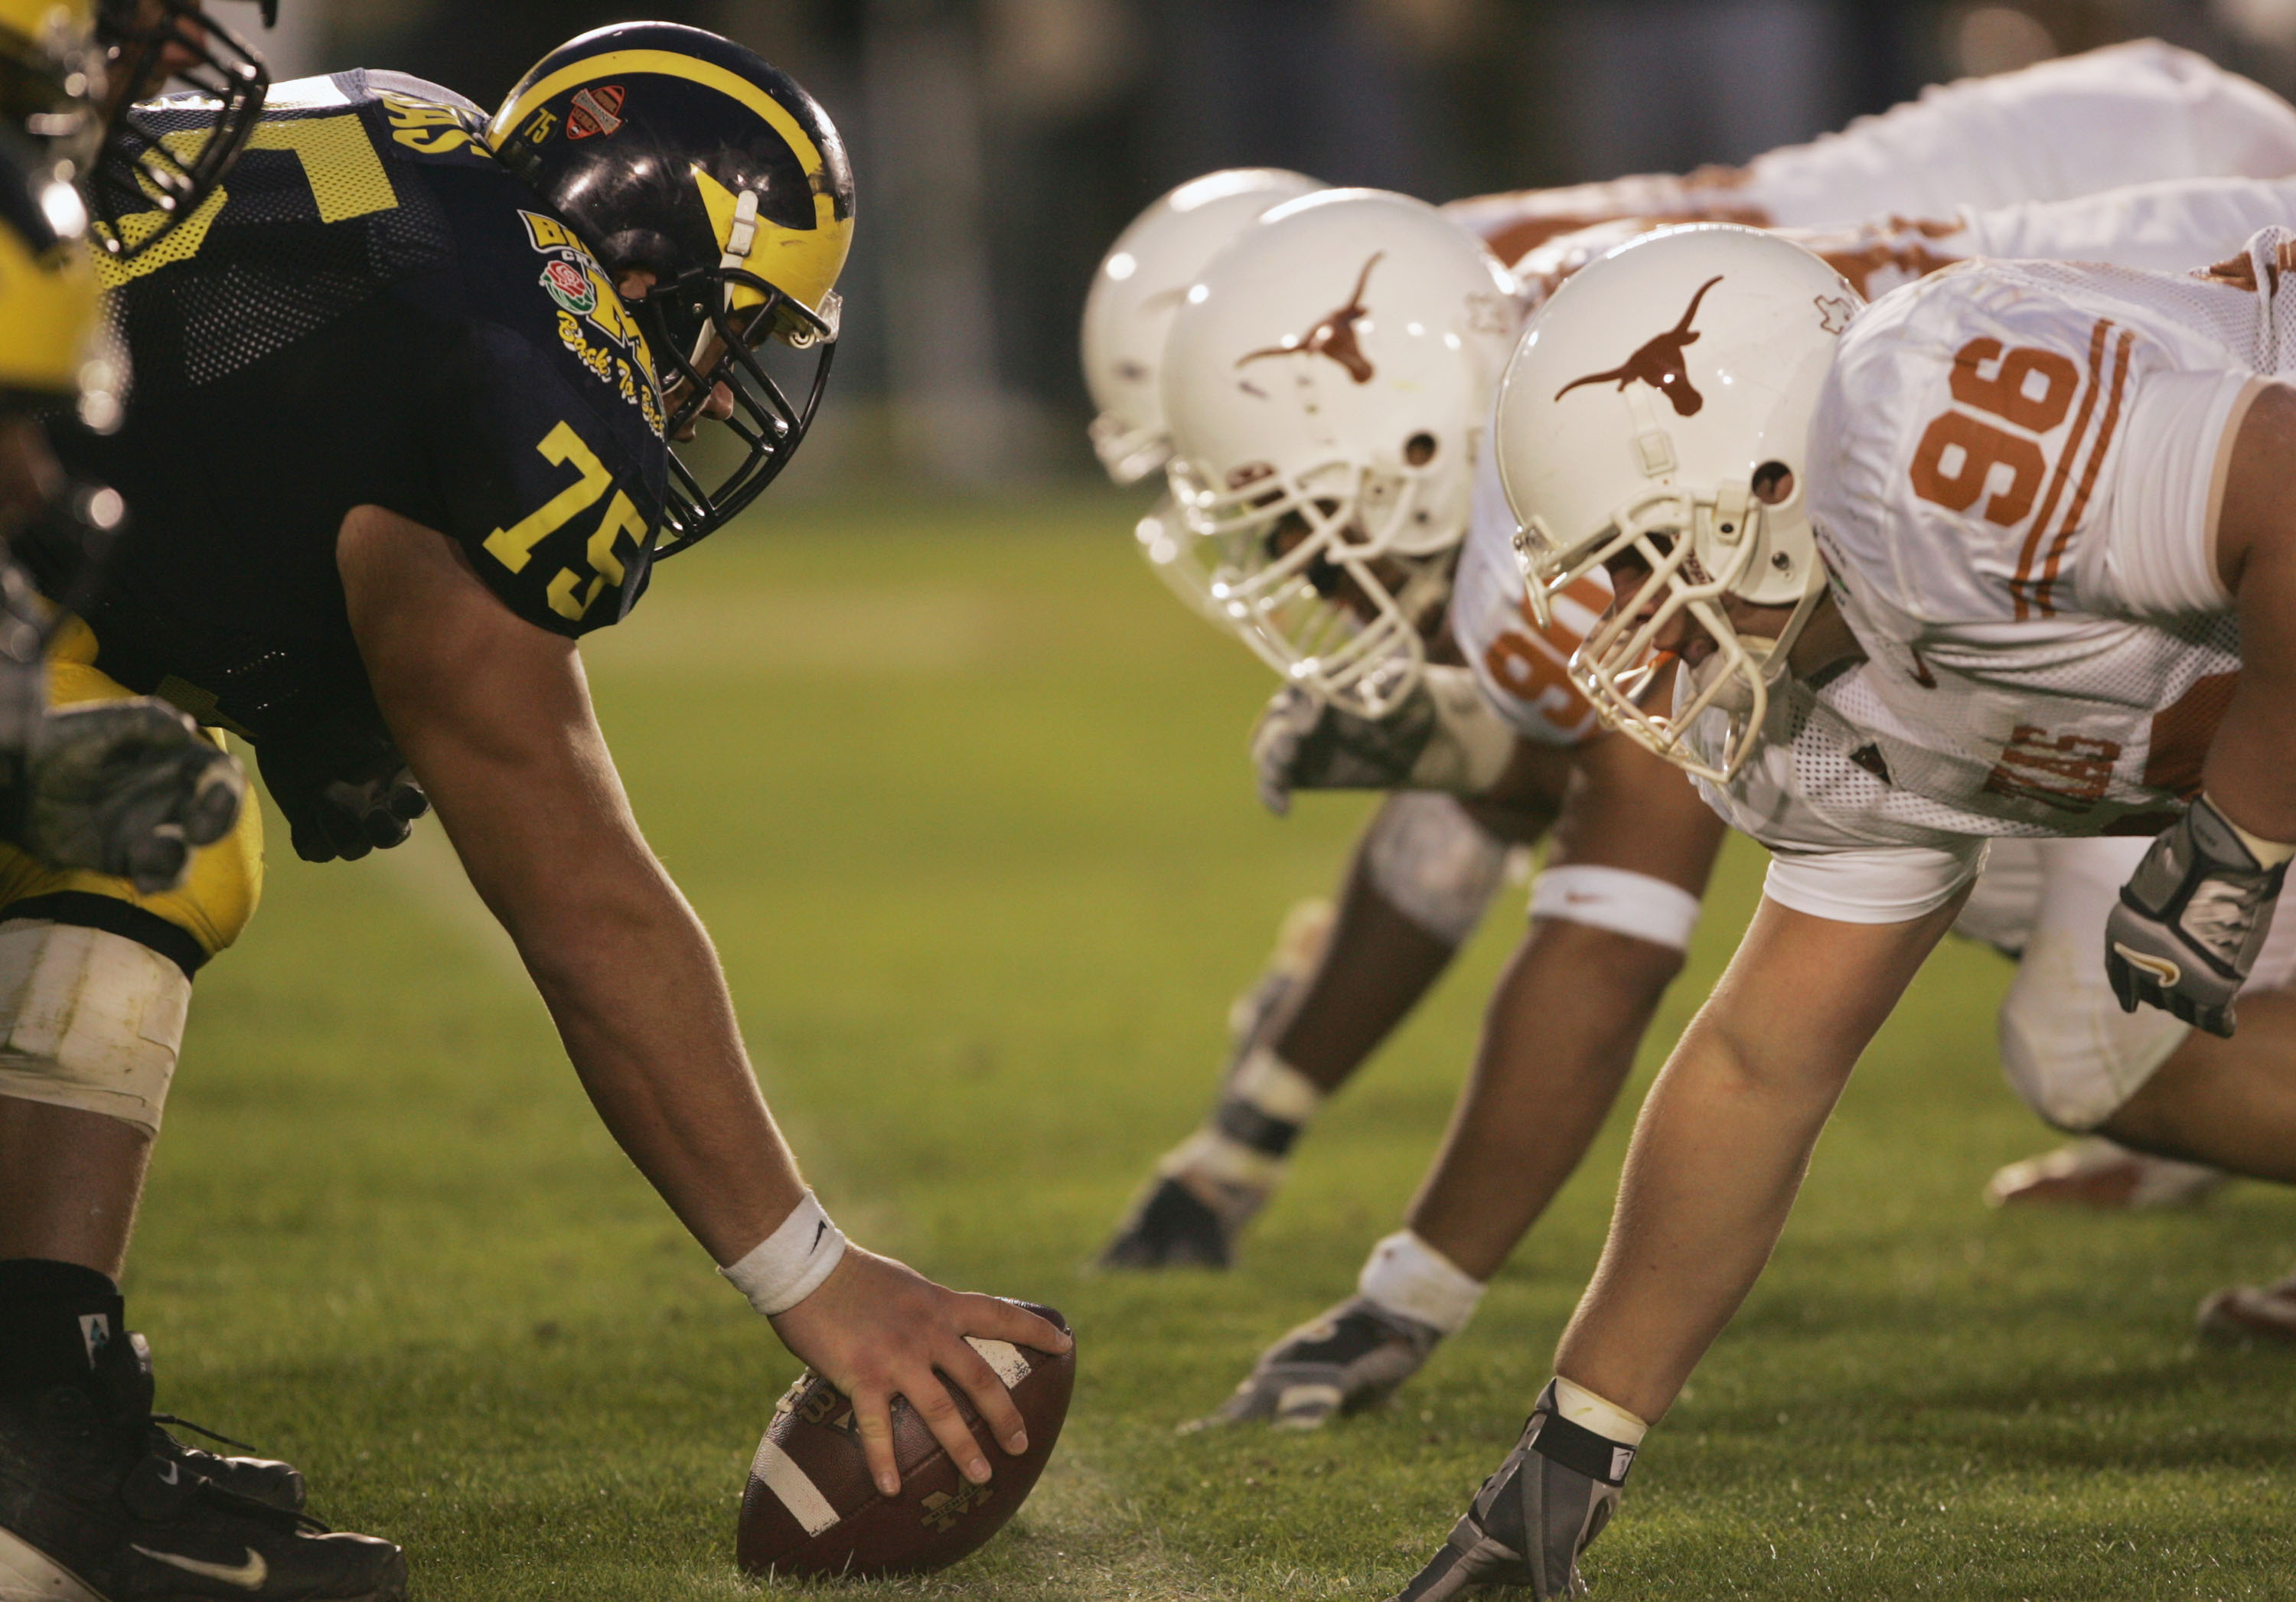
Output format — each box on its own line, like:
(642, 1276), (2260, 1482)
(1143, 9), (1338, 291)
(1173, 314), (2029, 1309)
(36, 70), (670, 753)
(1709, 230), (2296, 919)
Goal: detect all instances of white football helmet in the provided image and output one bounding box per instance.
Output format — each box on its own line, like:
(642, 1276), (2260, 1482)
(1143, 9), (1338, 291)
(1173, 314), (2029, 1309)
(1081, 168), (1322, 485)
(1498, 224), (1859, 782)
(1160, 189), (1523, 715)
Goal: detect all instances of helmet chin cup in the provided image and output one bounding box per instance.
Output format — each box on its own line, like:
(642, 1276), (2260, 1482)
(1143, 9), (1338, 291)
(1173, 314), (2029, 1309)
(1175, 451), (1453, 717)
(1558, 485), (1766, 785)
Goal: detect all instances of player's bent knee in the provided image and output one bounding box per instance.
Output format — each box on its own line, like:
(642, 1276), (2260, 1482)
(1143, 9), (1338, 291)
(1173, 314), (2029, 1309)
(0, 920), (191, 1135)
(1997, 951), (2189, 1131)
(1362, 791), (1510, 945)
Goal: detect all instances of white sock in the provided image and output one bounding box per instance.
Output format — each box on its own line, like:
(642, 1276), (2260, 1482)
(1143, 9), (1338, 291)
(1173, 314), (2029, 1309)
(1551, 1375), (1649, 1447)
(1357, 1229), (1485, 1334)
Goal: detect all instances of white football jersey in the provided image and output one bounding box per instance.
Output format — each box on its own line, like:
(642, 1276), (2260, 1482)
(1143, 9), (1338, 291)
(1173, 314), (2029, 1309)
(1708, 229), (2296, 922)
(1795, 175), (2296, 302)
(1451, 449), (1609, 747)
(1446, 41), (2296, 263)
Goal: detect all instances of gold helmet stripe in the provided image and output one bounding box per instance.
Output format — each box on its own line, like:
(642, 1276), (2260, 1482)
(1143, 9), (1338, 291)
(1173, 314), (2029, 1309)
(688, 163), (846, 318)
(488, 49), (838, 230)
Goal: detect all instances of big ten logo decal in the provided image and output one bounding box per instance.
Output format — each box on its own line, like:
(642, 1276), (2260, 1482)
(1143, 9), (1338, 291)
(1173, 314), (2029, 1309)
(1482, 572), (1606, 730)
(484, 421), (649, 622)
(919, 1480), (993, 1532)
(378, 91), (478, 155)
(1983, 724), (2120, 814)
(1907, 325), (2135, 620)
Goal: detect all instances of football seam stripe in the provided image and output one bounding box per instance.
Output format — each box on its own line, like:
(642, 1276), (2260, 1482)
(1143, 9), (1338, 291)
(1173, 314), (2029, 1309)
(964, 1337), (1032, 1387)
(754, 1439), (841, 1535)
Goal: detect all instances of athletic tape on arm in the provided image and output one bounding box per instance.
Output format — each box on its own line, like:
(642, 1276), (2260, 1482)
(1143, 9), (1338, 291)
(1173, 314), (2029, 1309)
(1528, 864), (1701, 951)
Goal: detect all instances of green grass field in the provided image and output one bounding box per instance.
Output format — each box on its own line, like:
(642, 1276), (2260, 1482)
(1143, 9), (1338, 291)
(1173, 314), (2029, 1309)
(127, 487), (2296, 1599)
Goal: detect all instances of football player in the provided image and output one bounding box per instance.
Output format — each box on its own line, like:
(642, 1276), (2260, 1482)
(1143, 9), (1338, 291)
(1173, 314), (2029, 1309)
(0, 26), (1065, 1602)
(0, 0), (247, 892)
(1384, 217), (2296, 1600)
(1091, 39), (2296, 1277)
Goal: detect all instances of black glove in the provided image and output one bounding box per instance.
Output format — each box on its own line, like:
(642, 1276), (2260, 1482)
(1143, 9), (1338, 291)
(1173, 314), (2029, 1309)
(2105, 794), (2289, 1038)
(256, 721), (429, 863)
(18, 699), (246, 894)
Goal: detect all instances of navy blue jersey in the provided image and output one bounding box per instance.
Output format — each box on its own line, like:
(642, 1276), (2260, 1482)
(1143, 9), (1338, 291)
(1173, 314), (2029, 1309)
(38, 70), (668, 745)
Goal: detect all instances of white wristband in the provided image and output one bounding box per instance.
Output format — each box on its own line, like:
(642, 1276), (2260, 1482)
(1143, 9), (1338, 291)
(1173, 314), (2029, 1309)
(719, 1192), (849, 1317)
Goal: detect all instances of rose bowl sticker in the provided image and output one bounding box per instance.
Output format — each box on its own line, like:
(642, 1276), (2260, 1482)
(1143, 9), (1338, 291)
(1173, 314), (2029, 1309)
(567, 84), (625, 140)
(540, 257), (598, 316)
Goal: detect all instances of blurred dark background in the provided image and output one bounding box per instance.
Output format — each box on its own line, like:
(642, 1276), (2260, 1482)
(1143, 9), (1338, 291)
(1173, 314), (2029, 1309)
(214, 0), (2296, 485)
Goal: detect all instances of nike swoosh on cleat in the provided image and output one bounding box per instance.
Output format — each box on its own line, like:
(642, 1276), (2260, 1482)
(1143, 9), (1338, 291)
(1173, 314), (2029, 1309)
(130, 1545), (269, 1591)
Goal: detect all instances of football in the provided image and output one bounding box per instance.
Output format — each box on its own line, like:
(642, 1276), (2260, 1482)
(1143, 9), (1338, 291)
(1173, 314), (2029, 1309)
(736, 1303), (1076, 1578)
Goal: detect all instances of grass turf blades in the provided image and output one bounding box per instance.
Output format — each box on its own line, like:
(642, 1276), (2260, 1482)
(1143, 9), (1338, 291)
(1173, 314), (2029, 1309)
(123, 488), (2296, 1599)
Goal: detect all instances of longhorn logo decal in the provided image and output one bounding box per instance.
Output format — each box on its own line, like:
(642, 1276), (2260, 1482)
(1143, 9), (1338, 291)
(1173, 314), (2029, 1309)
(1555, 275), (1723, 417)
(1237, 254), (1384, 384)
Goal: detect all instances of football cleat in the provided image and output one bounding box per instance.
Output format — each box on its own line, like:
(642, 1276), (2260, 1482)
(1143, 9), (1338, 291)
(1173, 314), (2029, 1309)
(1195, 1297), (1442, 1430)
(1097, 1174), (1241, 1271)
(1985, 1137), (2226, 1211)
(0, 1333), (400, 1601)
(2197, 1269), (2296, 1346)
(1386, 1382), (1630, 1602)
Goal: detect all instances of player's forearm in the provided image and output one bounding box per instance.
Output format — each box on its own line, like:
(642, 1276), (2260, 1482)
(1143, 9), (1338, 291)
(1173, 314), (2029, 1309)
(1551, 1005), (1848, 1422)
(2206, 382), (2296, 842)
(1407, 918), (1681, 1280)
(514, 857), (807, 1266)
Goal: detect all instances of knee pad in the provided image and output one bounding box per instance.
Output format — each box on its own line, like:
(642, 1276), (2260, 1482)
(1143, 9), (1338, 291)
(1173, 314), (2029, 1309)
(1362, 792), (1508, 945)
(0, 920), (191, 1135)
(1998, 927), (2188, 1131)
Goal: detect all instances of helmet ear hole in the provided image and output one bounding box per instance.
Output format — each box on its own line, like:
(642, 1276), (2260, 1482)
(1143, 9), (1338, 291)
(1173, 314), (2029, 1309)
(1752, 460), (1795, 506)
(1404, 432), (1438, 466)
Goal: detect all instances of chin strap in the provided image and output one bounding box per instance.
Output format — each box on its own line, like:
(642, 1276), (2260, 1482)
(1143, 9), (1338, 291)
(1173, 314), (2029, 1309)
(693, 188), (762, 370)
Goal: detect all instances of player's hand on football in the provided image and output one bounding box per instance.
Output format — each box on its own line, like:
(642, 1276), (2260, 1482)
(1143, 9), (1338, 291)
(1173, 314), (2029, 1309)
(768, 1247), (1072, 1499)
(256, 722), (430, 863)
(21, 697), (246, 893)
(1250, 681), (1437, 815)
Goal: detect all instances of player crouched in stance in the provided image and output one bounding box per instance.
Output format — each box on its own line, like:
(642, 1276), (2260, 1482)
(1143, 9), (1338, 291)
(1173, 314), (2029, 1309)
(0, 24), (1065, 1602)
(1092, 38), (2296, 1282)
(1390, 223), (2296, 1599)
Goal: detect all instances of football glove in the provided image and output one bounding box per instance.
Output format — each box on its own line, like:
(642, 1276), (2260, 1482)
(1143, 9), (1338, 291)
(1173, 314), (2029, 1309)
(1388, 1382), (1631, 1602)
(15, 699), (246, 894)
(256, 720), (429, 864)
(1250, 667), (1515, 816)
(2106, 795), (2289, 1038)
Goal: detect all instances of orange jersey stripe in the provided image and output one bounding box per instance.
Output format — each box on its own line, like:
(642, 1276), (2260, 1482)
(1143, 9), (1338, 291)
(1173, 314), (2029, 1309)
(2011, 316), (2110, 621)
(2032, 326), (2135, 616)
